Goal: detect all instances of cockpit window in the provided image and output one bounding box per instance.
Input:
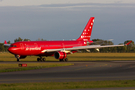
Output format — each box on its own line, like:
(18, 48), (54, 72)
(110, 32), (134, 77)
(10, 45), (17, 47)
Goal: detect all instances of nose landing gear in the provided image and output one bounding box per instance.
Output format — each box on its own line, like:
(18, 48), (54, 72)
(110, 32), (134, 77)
(17, 58), (20, 62)
(15, 55), (27, 62)
(15, 55), (20, 62)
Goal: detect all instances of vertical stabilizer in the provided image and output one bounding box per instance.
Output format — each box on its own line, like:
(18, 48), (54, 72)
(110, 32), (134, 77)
(4, 40), (7, 44)
(77, 17), (94, 41)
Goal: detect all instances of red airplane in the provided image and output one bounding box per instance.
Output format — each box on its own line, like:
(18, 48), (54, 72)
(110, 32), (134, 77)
(4, 17), (132, 62)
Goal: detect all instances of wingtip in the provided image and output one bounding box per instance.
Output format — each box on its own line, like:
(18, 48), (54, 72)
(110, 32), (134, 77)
(125, 41), (132, 45)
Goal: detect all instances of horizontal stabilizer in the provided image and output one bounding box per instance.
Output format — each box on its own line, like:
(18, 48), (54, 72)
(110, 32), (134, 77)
(4, 40), (11, 47)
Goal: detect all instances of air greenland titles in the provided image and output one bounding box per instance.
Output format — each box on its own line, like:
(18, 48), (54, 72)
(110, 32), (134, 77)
(4, 17), (132, 62)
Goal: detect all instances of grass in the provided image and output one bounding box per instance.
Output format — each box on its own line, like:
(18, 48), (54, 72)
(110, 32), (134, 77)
(68, 53), (135, 61)
(0, 80), (135, 90)
(0, 63), (73, 73)
(1, 52), (135, 61)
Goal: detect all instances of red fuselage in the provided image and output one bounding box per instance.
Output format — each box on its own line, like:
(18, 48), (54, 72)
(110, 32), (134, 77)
(8, 40), (93, 56)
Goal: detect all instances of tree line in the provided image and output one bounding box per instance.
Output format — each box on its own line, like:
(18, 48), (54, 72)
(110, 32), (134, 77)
(0, 37), (134, 53)
(88, 39), (135, 53)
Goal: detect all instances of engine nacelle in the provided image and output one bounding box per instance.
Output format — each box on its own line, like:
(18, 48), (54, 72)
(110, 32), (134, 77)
(54, 51), (67, 59)
(15, 55), (27, 59)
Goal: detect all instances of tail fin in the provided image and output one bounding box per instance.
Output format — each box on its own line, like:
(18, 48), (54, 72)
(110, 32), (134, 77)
(4, 40), (7, 44)
(4, 40), (11, 47)
(77, 17), (95, 41)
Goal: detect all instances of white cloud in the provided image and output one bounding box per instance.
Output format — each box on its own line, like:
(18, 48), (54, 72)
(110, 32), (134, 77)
(0, 0), (135, 44)
(0, 0), (135, 6)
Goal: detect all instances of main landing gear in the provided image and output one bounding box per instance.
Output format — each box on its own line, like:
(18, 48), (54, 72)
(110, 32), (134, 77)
(37, 57), (46, 62)
(59, 58), (68, 62)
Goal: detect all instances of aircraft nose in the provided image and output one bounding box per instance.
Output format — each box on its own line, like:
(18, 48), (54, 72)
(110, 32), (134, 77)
(8, 47), (12, 52)
(8, 47), (15, 54)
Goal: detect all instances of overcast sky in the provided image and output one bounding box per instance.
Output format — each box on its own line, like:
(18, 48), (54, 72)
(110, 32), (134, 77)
(0, 0), (135, 44)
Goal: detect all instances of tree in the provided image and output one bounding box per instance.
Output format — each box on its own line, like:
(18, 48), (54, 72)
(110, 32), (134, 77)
(24, 39), (31, 41)
(91, 39), (114, 52)
(7, 41), (11, 44)
(117, 46), (127, 53)
(14, 37), (23, 42)
(36, 38), (46, 41)
(124, 40), (134, 52)
(109, 47), (117, 53)
(14, 37), (31, 42)
(0, 43), (4, 52)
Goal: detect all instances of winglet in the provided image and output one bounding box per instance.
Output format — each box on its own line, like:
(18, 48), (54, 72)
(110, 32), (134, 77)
(4, 40), (7, 44)
(125, 41), (132, 45)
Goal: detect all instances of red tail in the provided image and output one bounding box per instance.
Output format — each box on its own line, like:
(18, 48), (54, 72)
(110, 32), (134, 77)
(77, 17), (95, 41)
(4, 40), (7, 44)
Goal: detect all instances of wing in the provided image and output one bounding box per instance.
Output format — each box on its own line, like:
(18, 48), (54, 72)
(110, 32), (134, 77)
(42, 41), (132, 53)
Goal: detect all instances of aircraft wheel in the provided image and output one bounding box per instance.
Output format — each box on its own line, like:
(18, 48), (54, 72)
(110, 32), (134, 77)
(59, 59), (64, 62)
(37, 58), (40, 62)
(42, 58), (46, 62)
(64, 58), (68, 62)
(17, 58), (20, 62)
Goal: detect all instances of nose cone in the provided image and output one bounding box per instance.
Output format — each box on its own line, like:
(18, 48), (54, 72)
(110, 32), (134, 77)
(8, 47), (21, 55)
(8, 47), (14, 54)
(8, 47), (18, 54)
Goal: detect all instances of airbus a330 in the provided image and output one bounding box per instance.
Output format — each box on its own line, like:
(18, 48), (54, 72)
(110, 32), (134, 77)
(4, 17), (131, 62)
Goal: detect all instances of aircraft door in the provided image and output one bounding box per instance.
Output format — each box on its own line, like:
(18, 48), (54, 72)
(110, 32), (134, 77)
(20, 43), (24, 50)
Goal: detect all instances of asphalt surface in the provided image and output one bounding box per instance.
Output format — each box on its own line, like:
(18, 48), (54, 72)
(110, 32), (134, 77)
(0, 61), (135, 83)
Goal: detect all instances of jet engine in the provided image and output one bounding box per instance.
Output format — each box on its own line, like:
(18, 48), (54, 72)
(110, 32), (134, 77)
(54, 51), (67, 59)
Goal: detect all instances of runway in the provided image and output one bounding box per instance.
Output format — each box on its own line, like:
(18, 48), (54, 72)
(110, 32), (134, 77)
(0, 61), (135, 83)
